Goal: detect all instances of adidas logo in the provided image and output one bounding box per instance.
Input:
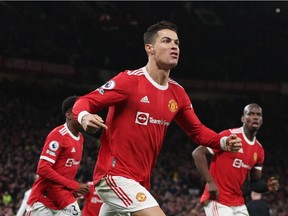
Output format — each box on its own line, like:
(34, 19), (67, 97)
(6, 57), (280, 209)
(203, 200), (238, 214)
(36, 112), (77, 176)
(71, 147), (76, 152)
(140, 96), (150, 103)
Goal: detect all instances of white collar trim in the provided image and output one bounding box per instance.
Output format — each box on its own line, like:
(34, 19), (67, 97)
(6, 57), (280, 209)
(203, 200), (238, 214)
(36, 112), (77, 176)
(142, 67), (168, 90)
(64, 123), (80, 141)
(241, 127), (255, 145)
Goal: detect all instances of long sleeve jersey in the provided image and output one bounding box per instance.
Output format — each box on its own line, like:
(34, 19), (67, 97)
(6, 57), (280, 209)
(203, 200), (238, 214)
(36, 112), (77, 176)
(73, 67), (222, 189)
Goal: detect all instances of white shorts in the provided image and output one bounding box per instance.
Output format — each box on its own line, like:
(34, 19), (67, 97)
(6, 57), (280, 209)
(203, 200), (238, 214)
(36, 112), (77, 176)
(25, 200), (81, 216)
(96, 175), (159, 216)
(203, 200), (249, 216)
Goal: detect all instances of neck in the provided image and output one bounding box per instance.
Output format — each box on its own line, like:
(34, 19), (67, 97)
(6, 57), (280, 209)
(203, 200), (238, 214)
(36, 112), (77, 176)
(145, 64), (170, 86)
(243, 127), (257, 142)
(66, 122), (78, 137)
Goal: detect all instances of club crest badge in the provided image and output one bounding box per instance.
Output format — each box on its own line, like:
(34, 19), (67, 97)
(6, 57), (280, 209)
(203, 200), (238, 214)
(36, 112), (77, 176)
(136, 192), (147, 202)
(168, 99), (178, 113)
(253, 152), (258, 162)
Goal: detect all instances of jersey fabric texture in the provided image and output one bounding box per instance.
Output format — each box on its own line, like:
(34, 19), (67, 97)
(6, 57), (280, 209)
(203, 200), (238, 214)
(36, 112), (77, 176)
(27, 123), (84, 210)
(73, 67), (222, 190)
(200, 127), (264, 206)
(82, 181), (103, 216)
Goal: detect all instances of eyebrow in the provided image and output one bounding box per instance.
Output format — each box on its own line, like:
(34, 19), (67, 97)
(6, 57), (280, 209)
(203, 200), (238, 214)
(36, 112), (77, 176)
(161, 36), (180, 43)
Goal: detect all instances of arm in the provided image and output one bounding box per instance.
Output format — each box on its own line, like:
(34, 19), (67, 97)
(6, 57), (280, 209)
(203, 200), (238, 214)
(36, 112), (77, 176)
(192, 146), (219, 199)
(73, 74), (128, 133)
(249, 167), (279, 193)
(37, 159), (80, 191)
(37, 160), (90, 195)
(175, 105), (241, 152)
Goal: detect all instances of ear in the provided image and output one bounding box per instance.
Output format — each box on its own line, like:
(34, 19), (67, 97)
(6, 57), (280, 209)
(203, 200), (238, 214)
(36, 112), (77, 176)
(241, 116), (244, 123)
(145, 44), (154, 55)
(65, 111), (71, 120)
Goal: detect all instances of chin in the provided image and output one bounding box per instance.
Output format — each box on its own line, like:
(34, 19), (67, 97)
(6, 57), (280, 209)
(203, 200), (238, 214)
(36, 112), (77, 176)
(169, 62), (178, 69)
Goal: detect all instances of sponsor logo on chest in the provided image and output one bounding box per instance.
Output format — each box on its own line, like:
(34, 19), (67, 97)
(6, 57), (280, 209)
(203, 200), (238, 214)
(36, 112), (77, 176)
(232, 158), (252, 170)
(135, 111), (170, 126)
(65, 158), (80, 167)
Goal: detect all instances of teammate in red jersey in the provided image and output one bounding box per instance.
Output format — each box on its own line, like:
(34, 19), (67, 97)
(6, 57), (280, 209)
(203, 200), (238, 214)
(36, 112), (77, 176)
(72, 20), (242, 216)
(82, 181), (103, 216)
(26, 96), (90, 216)
(192, 103), (279, 216)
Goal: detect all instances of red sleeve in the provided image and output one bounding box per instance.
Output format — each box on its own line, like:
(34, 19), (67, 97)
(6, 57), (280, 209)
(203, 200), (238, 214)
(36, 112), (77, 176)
(73, 72), (129, 120)
(174, 92), (222, 150)
(37, 128), (79, 191)
(37, 160), (79, 191)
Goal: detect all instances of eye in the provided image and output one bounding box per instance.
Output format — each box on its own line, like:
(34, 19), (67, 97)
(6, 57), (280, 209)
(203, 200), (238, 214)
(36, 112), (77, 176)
(163, 38), (171, 43)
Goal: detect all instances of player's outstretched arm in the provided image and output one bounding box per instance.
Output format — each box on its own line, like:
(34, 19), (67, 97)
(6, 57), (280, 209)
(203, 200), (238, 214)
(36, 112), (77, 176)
(220, 134), (242, 152)
(80, 113), (108, 134)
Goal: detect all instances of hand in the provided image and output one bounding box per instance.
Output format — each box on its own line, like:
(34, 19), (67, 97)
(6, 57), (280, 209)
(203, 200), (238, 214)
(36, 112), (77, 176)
(226, 134), (242, 152)
(207, 180), (219, 199)
(82, 113), (108, 133)
(267, 177), (280, 191)
(73, 183), (90, 198)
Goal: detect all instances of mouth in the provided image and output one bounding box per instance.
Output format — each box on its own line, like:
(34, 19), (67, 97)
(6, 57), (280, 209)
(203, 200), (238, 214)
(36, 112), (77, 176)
(251, 122), (260, 127)
(170, 52), (178, 59)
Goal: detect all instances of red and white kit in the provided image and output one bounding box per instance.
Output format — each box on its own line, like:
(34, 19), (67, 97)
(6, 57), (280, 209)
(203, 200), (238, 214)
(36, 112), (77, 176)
(27, 123), (84, 210)
(201, 127), (264, 206)
(73, 67), (223, 190)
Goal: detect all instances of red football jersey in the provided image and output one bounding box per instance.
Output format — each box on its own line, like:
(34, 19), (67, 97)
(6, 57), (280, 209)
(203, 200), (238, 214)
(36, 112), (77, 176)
(27, 123), (84, 210)
(82, 181), (103, 216)
(200, 127), (264, 206)
(73, 67), (222, 189)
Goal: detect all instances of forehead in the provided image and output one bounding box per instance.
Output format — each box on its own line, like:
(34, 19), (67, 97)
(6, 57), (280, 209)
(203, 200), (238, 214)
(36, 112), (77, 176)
(245, 106), (262, 114)
(156, 29), (178, 40)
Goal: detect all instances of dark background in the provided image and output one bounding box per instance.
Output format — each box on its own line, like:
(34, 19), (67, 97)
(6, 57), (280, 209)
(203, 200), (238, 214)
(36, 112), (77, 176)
(1, 1), (288, 84)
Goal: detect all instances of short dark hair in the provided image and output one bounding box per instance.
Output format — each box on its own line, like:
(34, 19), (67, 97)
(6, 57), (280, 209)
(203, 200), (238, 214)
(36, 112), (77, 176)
(143, 20), (178, 45)
(62, 95), (79, 115)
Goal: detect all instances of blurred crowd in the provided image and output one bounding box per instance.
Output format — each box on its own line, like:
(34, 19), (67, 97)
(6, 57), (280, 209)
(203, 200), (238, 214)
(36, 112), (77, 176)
(0, 79), (287, 216)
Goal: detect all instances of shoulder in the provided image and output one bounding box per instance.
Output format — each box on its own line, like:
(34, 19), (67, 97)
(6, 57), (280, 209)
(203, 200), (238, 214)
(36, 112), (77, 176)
(219, 127), (239, 136)
(124, 68), (145, 77)
(115, 68), (145, 80)
(228, 127), (242, 134)
(108, 68), (145, 87)
(45, 125), (68, 148)
(47, 125), (67, 139)
(168, 77), (184, 90)
(255, 139), (263, 148)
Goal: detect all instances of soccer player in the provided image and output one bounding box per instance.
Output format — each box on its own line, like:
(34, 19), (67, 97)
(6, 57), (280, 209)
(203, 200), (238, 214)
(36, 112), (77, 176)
(26, 96), (90, 216)
(192, 103), (279, 216)
(82, 181), (104, 216)
(72, 20), (242, 216)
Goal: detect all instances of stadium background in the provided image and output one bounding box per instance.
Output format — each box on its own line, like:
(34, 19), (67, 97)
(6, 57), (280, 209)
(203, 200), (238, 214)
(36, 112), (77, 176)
(0, 2), (287, 215)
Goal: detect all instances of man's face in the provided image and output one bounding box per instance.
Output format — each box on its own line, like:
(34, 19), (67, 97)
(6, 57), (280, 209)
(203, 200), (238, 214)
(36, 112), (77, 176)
(150, 29), (180, 70)
(243, 106), (263, 131)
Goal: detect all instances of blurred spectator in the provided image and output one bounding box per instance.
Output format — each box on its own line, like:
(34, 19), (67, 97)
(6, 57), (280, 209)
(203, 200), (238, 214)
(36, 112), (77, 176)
(247, 191), (271, 216)
(2, 191), (12, 206)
